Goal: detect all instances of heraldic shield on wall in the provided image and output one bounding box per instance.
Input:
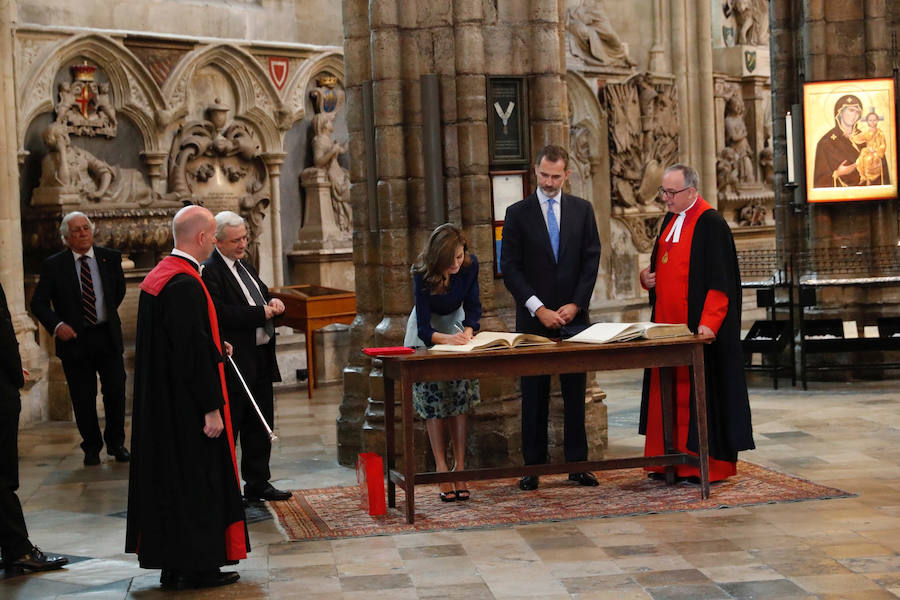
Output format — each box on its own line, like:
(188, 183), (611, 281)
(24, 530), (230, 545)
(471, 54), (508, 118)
(803, 77), (898, 203)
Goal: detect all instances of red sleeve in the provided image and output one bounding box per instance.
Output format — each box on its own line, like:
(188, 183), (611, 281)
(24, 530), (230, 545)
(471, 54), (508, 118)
(699, 289), (728, 335)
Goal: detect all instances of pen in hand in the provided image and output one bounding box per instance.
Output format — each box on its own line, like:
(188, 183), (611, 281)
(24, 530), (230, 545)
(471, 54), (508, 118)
(453, 322), (471, 343)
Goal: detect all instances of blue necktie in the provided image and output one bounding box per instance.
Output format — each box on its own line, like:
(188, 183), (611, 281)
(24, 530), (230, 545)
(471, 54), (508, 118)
(546, 197), (560, 261)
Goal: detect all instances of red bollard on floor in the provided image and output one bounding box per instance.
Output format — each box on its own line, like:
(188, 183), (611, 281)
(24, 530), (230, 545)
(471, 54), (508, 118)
(356, 452), (386, 516)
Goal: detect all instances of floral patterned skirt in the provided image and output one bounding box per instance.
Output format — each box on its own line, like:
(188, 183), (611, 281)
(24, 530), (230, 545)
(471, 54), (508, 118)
(412, 378), (480, 419)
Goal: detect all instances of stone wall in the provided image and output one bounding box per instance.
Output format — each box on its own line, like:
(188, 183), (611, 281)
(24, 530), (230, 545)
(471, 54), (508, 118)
(18, 0), (343, 47)
(4, 0), (346, 425)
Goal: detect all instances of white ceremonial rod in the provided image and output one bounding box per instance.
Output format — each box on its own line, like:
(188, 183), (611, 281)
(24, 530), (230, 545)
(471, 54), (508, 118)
(226, 354), (278, 441)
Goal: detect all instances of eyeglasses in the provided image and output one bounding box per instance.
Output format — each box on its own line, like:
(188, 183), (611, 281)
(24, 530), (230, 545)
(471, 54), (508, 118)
(658, 186), (693, 198)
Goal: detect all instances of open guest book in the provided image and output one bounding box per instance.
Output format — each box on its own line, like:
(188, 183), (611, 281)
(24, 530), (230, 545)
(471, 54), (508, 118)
(430, 331), (555, 352)
(566, 321), (692, 344)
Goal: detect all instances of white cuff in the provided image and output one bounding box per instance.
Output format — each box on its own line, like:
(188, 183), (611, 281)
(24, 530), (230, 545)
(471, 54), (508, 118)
(525, 296), (543, 317)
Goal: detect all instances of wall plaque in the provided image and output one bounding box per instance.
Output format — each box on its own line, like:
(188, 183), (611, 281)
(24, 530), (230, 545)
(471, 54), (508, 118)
(487, 77), (529, 165)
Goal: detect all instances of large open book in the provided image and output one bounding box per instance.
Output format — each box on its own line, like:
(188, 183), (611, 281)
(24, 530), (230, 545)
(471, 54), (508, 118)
(566, 322), (692, 344)
(430, 331), (555, 352)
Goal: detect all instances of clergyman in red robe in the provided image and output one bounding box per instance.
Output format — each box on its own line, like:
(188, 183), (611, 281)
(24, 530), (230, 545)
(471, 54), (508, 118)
(638, 164), (755, 483)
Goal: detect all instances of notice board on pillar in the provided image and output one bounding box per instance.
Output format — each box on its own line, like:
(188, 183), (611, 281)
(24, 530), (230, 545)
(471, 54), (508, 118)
(490, 170), (529, 277)
(802, 77), (897, 203)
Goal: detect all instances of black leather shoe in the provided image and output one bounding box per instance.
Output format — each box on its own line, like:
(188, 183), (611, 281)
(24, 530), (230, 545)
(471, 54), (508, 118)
(177, 569), (240, 589)
(9, 547), (68, 572)
(83, 452), (101, 466)
(244, 483), (292, 502)
(568, 472), (599, 486)
(160, 569), (181, 588)
(108, 447), (131, 462)
(648, 471), (687, 483)
(518, 475), (539, 491)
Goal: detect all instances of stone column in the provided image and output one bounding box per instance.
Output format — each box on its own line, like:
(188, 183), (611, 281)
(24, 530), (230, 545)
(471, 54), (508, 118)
(864, 0), (895, 248)
(263, 152), (287, 287)
(769, 0), (803, 258)
(528, 0), (567, 148)
(337, 0), (379, 465)
(694, 0), (717, 205)
(647, 0), (667, 74)
(0, 0), (41, 424)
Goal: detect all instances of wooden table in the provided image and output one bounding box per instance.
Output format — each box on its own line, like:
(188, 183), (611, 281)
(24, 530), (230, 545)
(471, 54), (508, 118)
(381, 335), (711, 524)
(270, 285), (356, 398)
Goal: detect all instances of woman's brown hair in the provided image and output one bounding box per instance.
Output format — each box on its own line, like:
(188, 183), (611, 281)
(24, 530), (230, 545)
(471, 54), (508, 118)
(411, 223), (472, 294)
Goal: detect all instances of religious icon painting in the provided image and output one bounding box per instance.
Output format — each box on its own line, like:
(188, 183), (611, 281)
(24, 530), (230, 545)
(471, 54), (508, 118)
(802, 77), (898, 203)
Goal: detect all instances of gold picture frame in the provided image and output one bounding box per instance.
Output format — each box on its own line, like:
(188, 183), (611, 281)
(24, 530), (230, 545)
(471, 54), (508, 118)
(802, 77), (897, 203)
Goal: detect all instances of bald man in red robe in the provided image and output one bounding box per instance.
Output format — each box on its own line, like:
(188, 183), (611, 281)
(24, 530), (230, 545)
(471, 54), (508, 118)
(639, 164), (754, 482)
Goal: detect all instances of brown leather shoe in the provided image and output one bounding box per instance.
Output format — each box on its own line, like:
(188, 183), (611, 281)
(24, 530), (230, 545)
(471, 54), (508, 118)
(9, 546), (68, 572)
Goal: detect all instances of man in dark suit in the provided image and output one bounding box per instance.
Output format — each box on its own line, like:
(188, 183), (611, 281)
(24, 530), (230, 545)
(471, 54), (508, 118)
(201, 211), (290, 503)
(500, 145), (602, 491)
(30, 212), (129, 466)
(1, 281), (68, 572)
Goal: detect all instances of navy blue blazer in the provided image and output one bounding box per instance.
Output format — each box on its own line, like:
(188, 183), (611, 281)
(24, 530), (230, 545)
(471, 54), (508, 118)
(500, 192), (601, 335)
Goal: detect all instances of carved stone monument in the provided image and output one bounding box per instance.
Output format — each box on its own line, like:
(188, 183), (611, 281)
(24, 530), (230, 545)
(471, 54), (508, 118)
(54, 62), (118, 138)
(604, 73), (679, 252)
(166, 98), (270, 270)
(289, 74), (353, 291)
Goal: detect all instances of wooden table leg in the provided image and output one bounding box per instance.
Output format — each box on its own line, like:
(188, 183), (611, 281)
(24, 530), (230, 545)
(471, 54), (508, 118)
(659, 366), (677, 485)
(305, 325), (315, 399)
(402, 374), (416, 524)
(691, 344), (711, 499)
(384, 373), (396, 508)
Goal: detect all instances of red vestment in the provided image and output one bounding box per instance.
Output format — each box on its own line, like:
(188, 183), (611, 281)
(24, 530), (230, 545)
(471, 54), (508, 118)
(643, 198), (736, 481)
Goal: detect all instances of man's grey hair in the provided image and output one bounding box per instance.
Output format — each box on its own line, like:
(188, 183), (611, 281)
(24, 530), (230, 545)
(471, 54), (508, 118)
(214, 211), (246, 240)
(665, 164), (700, 190)
(59, 211), (95, 246)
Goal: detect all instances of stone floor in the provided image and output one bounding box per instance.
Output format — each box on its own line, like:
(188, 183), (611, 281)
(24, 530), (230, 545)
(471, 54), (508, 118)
(2, 369), (899, 599)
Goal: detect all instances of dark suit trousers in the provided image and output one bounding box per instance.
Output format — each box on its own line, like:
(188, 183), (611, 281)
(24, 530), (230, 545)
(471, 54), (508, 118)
(60, 323), (126, 453)
(0, 409), (31, 560)
(232, 347), (274, 490)
(521, 372), (588, 465)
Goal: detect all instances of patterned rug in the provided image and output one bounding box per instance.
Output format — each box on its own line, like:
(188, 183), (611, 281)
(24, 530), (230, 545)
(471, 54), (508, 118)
(268, 462), (853, 541)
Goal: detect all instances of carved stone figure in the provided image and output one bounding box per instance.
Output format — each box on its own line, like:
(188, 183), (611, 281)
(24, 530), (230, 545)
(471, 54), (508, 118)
(93, 82), (118, 130)
(566, 0), (637, 68)
(732, 0), (769, 46)
(758, 142), (774, 185)
(311, 112), (351, 232)
(724, 95), (755, 183)
(605, 74), (679, 213)
(35, 122), (155, 206)
(738, 201), (767, 226)
(716, 146), (740, 203)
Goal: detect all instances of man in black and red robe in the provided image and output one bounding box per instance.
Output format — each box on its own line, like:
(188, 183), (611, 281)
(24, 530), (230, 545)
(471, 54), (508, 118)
(638, 164), (754, 483)
(125, 205), (248, 590)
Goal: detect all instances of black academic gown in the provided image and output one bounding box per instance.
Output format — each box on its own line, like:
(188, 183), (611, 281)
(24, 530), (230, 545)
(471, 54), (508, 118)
(125, 266), (248, 571)
(639, 209), (755, 462)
